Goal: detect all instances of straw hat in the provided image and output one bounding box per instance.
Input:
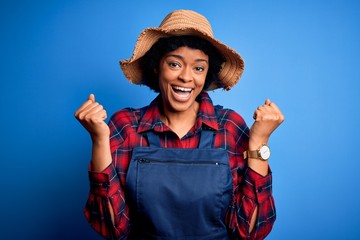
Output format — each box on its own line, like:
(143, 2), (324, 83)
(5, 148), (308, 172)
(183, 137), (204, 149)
(120, 9), (245, 91)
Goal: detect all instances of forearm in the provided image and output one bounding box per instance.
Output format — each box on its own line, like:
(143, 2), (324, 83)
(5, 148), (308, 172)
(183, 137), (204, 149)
(247, 139), (269, 176)
(248, 196), (276, 239)
(90, 138), (115, 223)
(87, 161), (130, 237)
(85, 183), (130, 238)
(248, 158), (268, 177)
(247, 138), (269, 232)
(228, 185), (275, 239)
(230, 166), (275, 238)
(91, 137), (112, 172)
(249, 206), (258, 233)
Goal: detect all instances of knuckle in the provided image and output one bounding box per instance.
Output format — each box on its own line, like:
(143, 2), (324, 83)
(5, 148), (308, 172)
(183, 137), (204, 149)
(257, 115), (265, 121)
(84, 115), (92, 122)
(275, 115), (284, 123)
(78, 112), (85, 120)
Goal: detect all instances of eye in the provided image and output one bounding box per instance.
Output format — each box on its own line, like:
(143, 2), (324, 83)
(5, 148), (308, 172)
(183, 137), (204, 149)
(194, 66), (205, 72)
(168, 61), (181, 68)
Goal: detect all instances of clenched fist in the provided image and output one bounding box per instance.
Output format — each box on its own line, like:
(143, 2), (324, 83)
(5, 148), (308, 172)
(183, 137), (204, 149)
(74, 94), (110, 142)
(249, 99), (284, 149)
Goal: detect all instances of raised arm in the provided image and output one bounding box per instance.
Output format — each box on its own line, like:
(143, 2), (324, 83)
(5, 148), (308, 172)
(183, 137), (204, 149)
(247, 99), (284, 234)
(74, 94), (112, 172)
(248, 99), (284, 177)
(75, 94), (130, 238)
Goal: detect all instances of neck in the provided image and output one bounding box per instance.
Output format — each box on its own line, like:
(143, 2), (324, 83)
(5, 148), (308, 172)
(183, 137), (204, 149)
(160, 102), (199, 139)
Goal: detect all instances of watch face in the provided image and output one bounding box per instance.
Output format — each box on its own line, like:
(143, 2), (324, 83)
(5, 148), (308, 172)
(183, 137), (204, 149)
(259, 145), (271, 160)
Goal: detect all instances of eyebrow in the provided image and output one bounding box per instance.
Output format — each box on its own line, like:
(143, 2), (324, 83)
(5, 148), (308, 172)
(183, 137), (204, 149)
(166, 54), (209, 64)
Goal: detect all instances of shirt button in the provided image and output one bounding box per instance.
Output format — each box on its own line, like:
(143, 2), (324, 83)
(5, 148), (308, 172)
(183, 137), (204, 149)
(102, 182), (110, 188)
(257, 187), (263, 193)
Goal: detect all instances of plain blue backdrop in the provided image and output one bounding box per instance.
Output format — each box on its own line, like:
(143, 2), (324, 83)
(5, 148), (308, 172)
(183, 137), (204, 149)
(1, 0), (359, 239)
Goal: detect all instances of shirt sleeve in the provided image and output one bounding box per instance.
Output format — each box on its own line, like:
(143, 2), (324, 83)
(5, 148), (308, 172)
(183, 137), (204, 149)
(84, 110), (135, 239)
(222, 109), (276, 239)
(84, 162), (130, 239)
(227, 166), (276, 240)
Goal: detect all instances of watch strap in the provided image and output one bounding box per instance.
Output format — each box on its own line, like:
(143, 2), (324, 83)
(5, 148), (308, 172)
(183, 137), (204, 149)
(243, 144), (270, 161)
(243, 150), (260, 159)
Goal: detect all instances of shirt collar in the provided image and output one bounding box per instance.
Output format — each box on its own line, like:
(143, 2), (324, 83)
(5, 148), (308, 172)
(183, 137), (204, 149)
(137, 91), (219, 134)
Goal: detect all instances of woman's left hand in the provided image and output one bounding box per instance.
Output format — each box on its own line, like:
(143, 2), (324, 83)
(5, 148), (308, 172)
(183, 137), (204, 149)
(249, 99), (284, 148)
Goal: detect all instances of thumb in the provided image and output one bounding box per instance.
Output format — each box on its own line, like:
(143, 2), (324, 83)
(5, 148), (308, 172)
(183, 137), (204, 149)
(88, 93), (95, 102)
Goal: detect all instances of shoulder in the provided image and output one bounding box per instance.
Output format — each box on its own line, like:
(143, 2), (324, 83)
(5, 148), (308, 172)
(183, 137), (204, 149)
(215, 105), (249, 140)
(108, 106), (147, 144)
(109, 107), (142, 127)
(215, 105), (247, 129)
(214, 105), (250, 151)
(200, 92), (247, 128)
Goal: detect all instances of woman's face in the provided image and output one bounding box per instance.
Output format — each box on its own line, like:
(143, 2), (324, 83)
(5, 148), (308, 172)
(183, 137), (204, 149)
(158, 46), (209, 114)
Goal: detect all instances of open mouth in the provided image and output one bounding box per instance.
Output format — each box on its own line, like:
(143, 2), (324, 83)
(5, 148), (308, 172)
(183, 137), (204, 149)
(172, 85), (193, 100)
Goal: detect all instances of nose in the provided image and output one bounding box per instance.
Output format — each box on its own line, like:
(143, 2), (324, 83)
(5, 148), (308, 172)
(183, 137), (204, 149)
(178, 66), (193, 82)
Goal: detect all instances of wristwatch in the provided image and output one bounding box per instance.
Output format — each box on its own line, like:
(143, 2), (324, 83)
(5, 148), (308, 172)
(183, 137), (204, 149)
(243, 144), (271, 161)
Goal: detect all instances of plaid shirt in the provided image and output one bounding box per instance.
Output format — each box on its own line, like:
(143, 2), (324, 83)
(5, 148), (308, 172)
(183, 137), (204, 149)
(85, 91), (276, 239)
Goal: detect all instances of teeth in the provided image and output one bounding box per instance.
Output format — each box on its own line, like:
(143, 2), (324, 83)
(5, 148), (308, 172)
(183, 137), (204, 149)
(173, 86), (192, 92)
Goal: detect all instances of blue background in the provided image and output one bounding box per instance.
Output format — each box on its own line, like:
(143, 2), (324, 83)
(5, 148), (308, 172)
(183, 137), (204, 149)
(1, 0), (359, 239)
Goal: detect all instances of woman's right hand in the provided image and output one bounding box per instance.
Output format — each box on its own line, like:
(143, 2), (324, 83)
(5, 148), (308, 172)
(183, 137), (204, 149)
(74, 94), (110, 142)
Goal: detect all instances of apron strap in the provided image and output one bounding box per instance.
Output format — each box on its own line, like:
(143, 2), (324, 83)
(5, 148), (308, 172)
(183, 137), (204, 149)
(198, 129), (215, 149)
(146, 131), (162, 147)
(146, 129), (215, 149)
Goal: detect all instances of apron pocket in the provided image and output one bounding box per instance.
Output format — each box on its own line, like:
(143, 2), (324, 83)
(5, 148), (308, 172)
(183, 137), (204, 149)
(135, 158), (231, 238)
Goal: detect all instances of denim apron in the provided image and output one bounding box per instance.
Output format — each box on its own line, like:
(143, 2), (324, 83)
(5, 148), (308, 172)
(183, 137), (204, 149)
(125, 129), (233, 240)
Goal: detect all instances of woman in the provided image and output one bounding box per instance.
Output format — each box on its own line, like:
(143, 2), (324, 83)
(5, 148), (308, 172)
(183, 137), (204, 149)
(75, 9), (284, 240)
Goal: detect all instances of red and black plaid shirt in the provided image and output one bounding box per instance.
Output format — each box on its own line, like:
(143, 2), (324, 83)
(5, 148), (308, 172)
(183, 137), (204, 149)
(85, 91), (276, 239)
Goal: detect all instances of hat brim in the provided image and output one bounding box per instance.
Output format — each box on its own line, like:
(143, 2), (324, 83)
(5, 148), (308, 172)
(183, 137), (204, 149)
(120, 27), (245, 91)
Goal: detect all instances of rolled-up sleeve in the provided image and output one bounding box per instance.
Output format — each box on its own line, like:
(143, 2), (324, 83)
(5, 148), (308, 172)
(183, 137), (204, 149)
(88, 163), (120, 197)
(221, 108), (276, 239)
(242, 167), (273, 204)
(84, 162), (130, 239)
(228, 166), (276, 240)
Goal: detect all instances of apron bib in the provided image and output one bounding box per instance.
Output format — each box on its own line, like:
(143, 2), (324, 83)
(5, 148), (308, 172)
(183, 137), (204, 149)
(126, 130), (233, 239)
